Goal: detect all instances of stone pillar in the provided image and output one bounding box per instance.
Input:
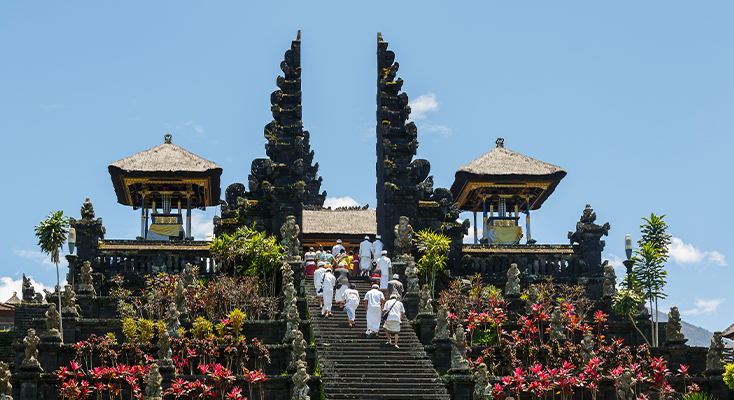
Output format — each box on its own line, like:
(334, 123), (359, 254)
(403, 293), (419, 320)
(415, 314), (436, 345)
(431, 338), (452, 375)
(447, 370), (474, 400)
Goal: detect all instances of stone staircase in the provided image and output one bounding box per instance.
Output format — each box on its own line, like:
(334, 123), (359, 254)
(306, 276), (450, 400)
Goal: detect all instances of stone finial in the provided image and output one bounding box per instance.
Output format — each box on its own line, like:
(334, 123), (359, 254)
(495, 138), (504, 148)
(164, 134), (172, 144)
(393, 216), (414, 256)
(292, 359), (310, 400)
(505, 263), (520, 297)
(280, 215), (301, 261)
(665, 306), (685, 341)
(81, 198), (95, 220)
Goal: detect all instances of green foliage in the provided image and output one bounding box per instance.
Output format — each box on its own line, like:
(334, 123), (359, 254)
(34, 210), (70, 265)
(228, 308), (246, 338)
(683, 392), (718, 400)
(192, 316), (214, 340)
(415, 229), (451, 297)
(724, 363), (734, 390)
(612, 288), (649, 346)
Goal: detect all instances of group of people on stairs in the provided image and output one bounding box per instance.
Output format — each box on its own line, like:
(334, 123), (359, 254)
(303, 235), (387, 277)
(312, 238), (405, 348)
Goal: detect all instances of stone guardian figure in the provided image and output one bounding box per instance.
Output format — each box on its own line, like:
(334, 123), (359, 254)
(548, 306), (565, 341)
(473, 362), (491, 400)
(292, 359), (310, 400)
(21, 329), (42, 371)
(615, 369), (636, 400)
(433, 304), (450, 341)
(418, 284), (433, 315)
(405, 260), (420, 294)
(280, 215), (301, 261)
(451, 327), (472, 371)
(505, 263), (520, 297)
(62, 284), (82, 317)
(165, 303), (181, 339)
(145, 363), (163, 400)
(393, 216), (414, 257)
(289, 329), (308, 371)
(0, 361), (11, 400)
(43, 303), (63, 342)
(602, 264), (617, 298)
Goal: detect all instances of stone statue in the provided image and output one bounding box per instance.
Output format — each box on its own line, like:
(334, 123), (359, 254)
(157, 330), (173, 367)
(22, 274), (38, 303)
(165, 303), (181, 339)
(283, 282), (299, 342)
(77, 261), (95, 294)
(0, 361), (11, 399)
(473, 362), (491, 400)
(292, 359), (310, 400)
(282, 261), (295, 286)
(280, 215), (301, 261)
(524, 284), (538, 314)
(181, 263), (198, 289)
(615, 369), (636, 400)
(602, 264), (617, 298)
(505, 263), (520, 297)
(21, 329), (42, 371)
(580, 331), (595, 363)
(451, 327), (471, 371)
(567, 204), (611, 270)
(665, 306), (685, 341)
(418, 284), (433, 315)
(173, 284), (186, 316)
(393, 216), (414, 256)
(433, 304), (450, 341)
(548, 306), (565, 341)
(62, 285), (81, 317)
(289, 329), (308, 371)
(145, 363), (163, 399)
(43, 303), (62, 342)
(81, 198), (95, 220)
(405, 260), (420, 294)
(705, 331), (725, 373)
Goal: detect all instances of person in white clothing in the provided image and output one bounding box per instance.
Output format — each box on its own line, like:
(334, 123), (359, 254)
(313, 262), (326, 308)
(358, 236), (373, 277)
(383, 293), (405, 348)
(364, 284), (385, 338)
(332, 239), (345, 260)
(342, 283), (360, 328)
(371, 235), (384, 265)
(321, 267), (336, 317)
(376, 250), (391, 295)
(304, 247), (317, 276)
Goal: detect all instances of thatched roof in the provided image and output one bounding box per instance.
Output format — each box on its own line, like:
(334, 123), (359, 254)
(450, 139), (566, 211)
(3, 292), (19, 305)
(108, 135), (222, 208)
(723, 323), (734, 340)
(302, 209), (377, 235)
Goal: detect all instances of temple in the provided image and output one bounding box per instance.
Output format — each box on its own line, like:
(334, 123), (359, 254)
(4, 32), (731, 400)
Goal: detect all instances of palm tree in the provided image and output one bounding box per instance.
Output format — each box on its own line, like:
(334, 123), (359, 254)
(35, 210), (70, 341)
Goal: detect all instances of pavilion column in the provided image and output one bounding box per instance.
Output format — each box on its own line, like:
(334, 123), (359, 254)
(145, 208), (149, 238)
(526, 197), (532, 244)
(186, 195), (191, 239)
(473, 211), (478, 245)
(482, 198), (487, 240)
(140, 195), (146, 238)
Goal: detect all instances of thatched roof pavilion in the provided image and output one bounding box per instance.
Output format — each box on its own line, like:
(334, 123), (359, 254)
(302, 208), (376, 251)
(450, 138), (565, 244)
(109, 134), (222, 239)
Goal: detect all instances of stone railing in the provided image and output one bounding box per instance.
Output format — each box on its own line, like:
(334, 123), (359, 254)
(94, 239), (215, 276)
(460, 244), (585, 279)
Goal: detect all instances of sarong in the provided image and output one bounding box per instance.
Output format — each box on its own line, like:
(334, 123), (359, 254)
(384, 319), (401, 333)
(322, 289), (334, 314)
(366, 307), (381, 332)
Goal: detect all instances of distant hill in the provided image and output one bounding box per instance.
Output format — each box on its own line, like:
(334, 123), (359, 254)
(653, 310), (731, 347)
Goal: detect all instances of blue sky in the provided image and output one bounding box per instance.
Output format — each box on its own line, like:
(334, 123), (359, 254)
(1, 2), (732, 333)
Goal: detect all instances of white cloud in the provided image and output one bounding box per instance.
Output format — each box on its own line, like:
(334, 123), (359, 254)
(0, 276), (63, 303)
(14, 249), (56, 267)
(190, 213), (214, 241)
(362, 126), (376, 142)
(409, 93), (438, 120)
(323, 196), (360, 209)
(682, 298), (725, 316)
(669, 237), (727, 267)
(421, 123), (453, 137)
(194, 125), (205, 137)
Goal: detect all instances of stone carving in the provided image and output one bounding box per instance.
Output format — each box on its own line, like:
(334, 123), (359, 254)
(451, 327), (471, 371)
(282, 261), (295, 286)
(433, 304), (450, 341)
(62, 285), (82, 317)
(568, 204), (610, 271)
(182, 263), (198, 289)
(81, 197), (95, 220)
(524, 284), (538, 314)
(473, 362), (491, 400)
(393, 216), (414, 256)
(289, 329), (308, 371)
(173, 284), (187, 316)
(43, 303), (62, 342)
(22, 274), (38, 303)
(580, 332), (595, 363)
(165, 303), (181, 339)
(280, 215), (301, 261)
(615, 369), (636, 400)
(283, 283), (299, 343)
(705, 331), (725, 373)
(665, 306), (685, 342)
(602, 264), (617, 298)
(292, 359), (310, 400)
(549, 306), (565, 341)
(145, 363), (163, 400)
(76, 261), (95, 294)
(405, 260), (420, 294)
(21, 329), (42, 371)
(505, 263), (520, 297)
(157, 330), (173, 367)
(418, 284), (433, 315)
(0, 361), (11, 399)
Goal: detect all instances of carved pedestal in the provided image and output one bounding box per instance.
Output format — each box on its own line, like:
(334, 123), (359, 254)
(431, 338), (452, 375)
(447, 369), (474, 400)
(414, 314), (436, 345)
(402, 293), (419, 320)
